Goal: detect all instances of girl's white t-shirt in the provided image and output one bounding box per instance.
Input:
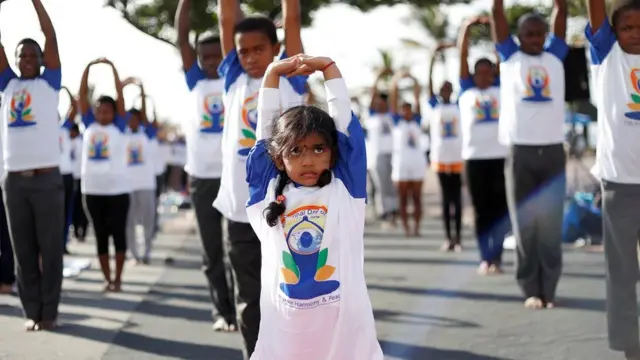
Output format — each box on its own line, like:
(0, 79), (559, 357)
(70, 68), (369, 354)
(59, 124), (73, 174)
(126, 130), (156, 191)
(428, 99), (462, 164)
(391, 116), (426, 178)
(365, 110), (394, 158)
(458, 83), (508, 160)
(71, 136), (82, 180)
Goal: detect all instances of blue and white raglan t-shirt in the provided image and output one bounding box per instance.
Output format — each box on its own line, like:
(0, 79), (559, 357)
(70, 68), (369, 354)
(458, 77), (507, 160)
(245, 78), (383, 360)
(365, 109), (394, 169)
(428, 96), (462, 170)
(60, 117), (74, 175)
(214, 50), (307, 223)
(391, 113), (425, 181)
(183, 62), (225, 179)
(0, 66), (61, 172)
(586, 20), (640, 183)
(126, 122), (157, 191)
(496, 35), (569, 146)
(81, 112), (130, 195)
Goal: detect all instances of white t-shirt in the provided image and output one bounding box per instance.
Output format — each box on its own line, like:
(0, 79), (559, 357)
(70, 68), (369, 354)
(246, 78), (382, 360)
(587, 21), (640, 183)
(71, 136), (82, 180)
(458, 80), (508, 160)
(183, 62), (224, 179)
(0, 67), (62, 172)
(59, 121), (73, 174)
(214, 49), (307, 223)
(391, 115), (426, 181)
(81, 112), (130, 195)
(167, 142), (187, 166)
(150, 138), (165, 176)
(365, 109), (394, 163)
(496, 35), (569, 146)
(428, 98), (462, 165)
(159, 141), (171, 170)
(126, 129), (156, 191)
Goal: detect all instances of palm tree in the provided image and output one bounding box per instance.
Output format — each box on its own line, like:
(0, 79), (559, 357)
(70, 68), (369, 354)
(414, 6), (449, 61)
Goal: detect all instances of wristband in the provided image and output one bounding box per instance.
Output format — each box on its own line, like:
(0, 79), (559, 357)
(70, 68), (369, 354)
(321, 61), (335, 72)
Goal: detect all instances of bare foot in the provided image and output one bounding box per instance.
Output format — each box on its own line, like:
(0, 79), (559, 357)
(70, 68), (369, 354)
(524, 297), (544, 309)
(112, 281), (122, 293)
(103, 282), (114, 293)
(452, 244), (463, 252)
(477, 262), (490, 275)
(488, 263), (503, 274)
(0, 284), (14, 294)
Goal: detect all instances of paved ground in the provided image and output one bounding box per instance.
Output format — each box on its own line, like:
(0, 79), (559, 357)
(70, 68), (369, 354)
(0, 162), (622, 360)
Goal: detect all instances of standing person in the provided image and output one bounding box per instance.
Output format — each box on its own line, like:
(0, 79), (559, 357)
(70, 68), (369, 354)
(246, 55), (383, 360)
(175, 0), (236, 331)
(366, 68), (398, 229)
(491, 0), (568, 309)
(78, 58), (130, 293)
(70, 124), (87, 242)
(0, 139), (14, 295)
(60, 87), (77, 254)
(122, 78), (157, 266)
(458, 16), (510, 275)
(585, 0), (640, 358)
(216, 0), (307, 357)
(389, 71), (425, 237)
(0, 0), (64, 331)
(151, 118), (165, 235)
(427, 43), (463, 252)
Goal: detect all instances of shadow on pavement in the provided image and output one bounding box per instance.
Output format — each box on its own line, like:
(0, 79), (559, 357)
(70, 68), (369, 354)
(374, 309), (480, 328)
(380, 340), (511, 360)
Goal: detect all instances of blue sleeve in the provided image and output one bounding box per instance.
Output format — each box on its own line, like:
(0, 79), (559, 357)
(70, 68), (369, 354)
(144, 125), (157, 140)
(391, 113), (401, 125)
(279, 51), (308, 95)
(218, 49), (245, 93)
(332, 112), (367, 200)
(0, 67), (17, 91)
(61, 117), (74, 130)
(113, 115), (127, 133)
(459, 77), (475, 93)
(428, 95), (438, 109)
(246, 140), (280, 207)
(184, 61), (206, 91)
(495, 36), (519, 62)
(585, 20), (616, 65)
(368, 108), (376, 117)
(81, 110), (95, 128)
(544, 34), (570, 61)
(493, 77), (500, 86)
(413, 113), (422, 126)
(40, 67), (62, 90)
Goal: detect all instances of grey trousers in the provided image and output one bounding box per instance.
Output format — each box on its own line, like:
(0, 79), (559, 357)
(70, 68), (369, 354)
(3, 169), (64, 321)
(369, 154), (397, 217)
(602, 180), (640, 353)
(189, 177), (235, 323)
(126, 189), (156, 261)
(505, 144), (565, 302)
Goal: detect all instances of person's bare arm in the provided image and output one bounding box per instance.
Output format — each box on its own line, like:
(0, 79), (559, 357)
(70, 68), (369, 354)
(31, 0), (60, 69)
(78, 61), (99, 115)
(62, 86), (78, 120)
(458, 19), (474, 81)
(175, 0), (196, 70)
(389, 72), (401, 114)
(587, 0), (607, 33)
(139, 83), (148, 124)
(491, 0), (510, 44)
(218, 0), (243, 56)
(411, 75), (421, 115)
(106, 60), (126, 117)
(551, 0), (568, 41)
(282, 0), (303, 56)
(369, 69), (389, 109)
(0, 28), (10, 74)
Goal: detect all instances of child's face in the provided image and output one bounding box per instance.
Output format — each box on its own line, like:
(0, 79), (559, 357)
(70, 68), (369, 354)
(235, 31), (281, 78)
(473, 63), (495, 89)
(615, 9), (640, 54)
(279, 133), (332, 187)
(401, 104), (413, 120)
(440, 82), (453, 101)
(373, 96), (388, 113)
(517, 19), (547, 55)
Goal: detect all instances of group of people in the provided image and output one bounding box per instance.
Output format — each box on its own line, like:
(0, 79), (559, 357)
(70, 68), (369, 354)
(0, 0), (640, 359)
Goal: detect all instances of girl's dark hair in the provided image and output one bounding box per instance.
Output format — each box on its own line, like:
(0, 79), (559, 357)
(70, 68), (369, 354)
(611, 0), (640, 30)
(263, 105), (338, 227)
(474, 58), (494, 72)
(96, 96), (117, 111)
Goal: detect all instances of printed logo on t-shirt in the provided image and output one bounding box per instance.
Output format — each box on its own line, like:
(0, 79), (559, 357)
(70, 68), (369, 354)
(381, 119), (391, 135)
(8, 90), (36, 128)
(407, 133), (416, 148)
(440, 117), (458, 138)
(70, 148), (75, 161)
(128, 141), (144, 165)
(201, 93), (224, 133)
(625, 68), (640, 120)
(88, 133), (109, 161)
(523, 66), (552, 102)
(278, 205), (340, 309)
(237, 92), (258, 157)
(474, 95), (499, 123)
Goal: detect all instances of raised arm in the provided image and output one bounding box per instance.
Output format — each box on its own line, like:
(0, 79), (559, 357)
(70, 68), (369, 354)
(459, 17), (484, 81)
(0, 26), (14, 84)
(282, 0), (303, 56)
(175, 0), (196, 70)
(587, 0), (607, 32)
(389, 72), (402, 115)
(139, 83), (148, 124)
(369, 68), (389, 109)
(106, 60), (126, 117)
(31, 0), (60, 69)
(491, 0), (510, 44)
(62, 86), (77, 121)
(411, 76), (421, 115)
(218, 0), (244, 56)
(427, 52), (437, 99)
(551, 0), (568, 41)
(78, 61), (98, 115)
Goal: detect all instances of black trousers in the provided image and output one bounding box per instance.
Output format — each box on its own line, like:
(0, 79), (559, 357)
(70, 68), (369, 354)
(228, 220), (261, 360)
(466, 158), (510, 263)
(62, 174), (74, 247)
(189, 177), (235, 323)
(83, 194), (130, 256)
(72, 179), (88, 239)
(0, 190), (14, 285)
(437, 172), (462, 241)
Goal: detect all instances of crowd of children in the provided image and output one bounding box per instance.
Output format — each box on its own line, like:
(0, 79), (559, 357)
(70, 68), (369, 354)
(1, 0), (640, 358)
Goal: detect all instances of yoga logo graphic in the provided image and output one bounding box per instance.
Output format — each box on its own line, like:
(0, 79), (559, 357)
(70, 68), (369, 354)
(128, 141), (144, 165)
(279, 205), (340, 307)
(88, 133), (109, 161)
(474, 95), (499, 123)
(237, 92), (258, 156)
(625, 68), (640, 120)
(440, 117), (458, 138)
(9, 89), (36, 128)
(407, 132), (416, 148)
(201, 93), (224, 133)
(523, 66), (552, 102)
(381, 118), (391, 135)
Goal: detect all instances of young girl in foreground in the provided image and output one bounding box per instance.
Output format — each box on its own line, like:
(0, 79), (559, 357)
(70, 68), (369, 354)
(246, 55), (383, 360)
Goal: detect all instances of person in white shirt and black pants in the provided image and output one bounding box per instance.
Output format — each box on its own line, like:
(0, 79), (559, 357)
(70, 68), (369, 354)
(0, 132), (14, 295)
(492, 0), (568, 309)
(59, 87), (77, 254)
(0, 0), (64, 331)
